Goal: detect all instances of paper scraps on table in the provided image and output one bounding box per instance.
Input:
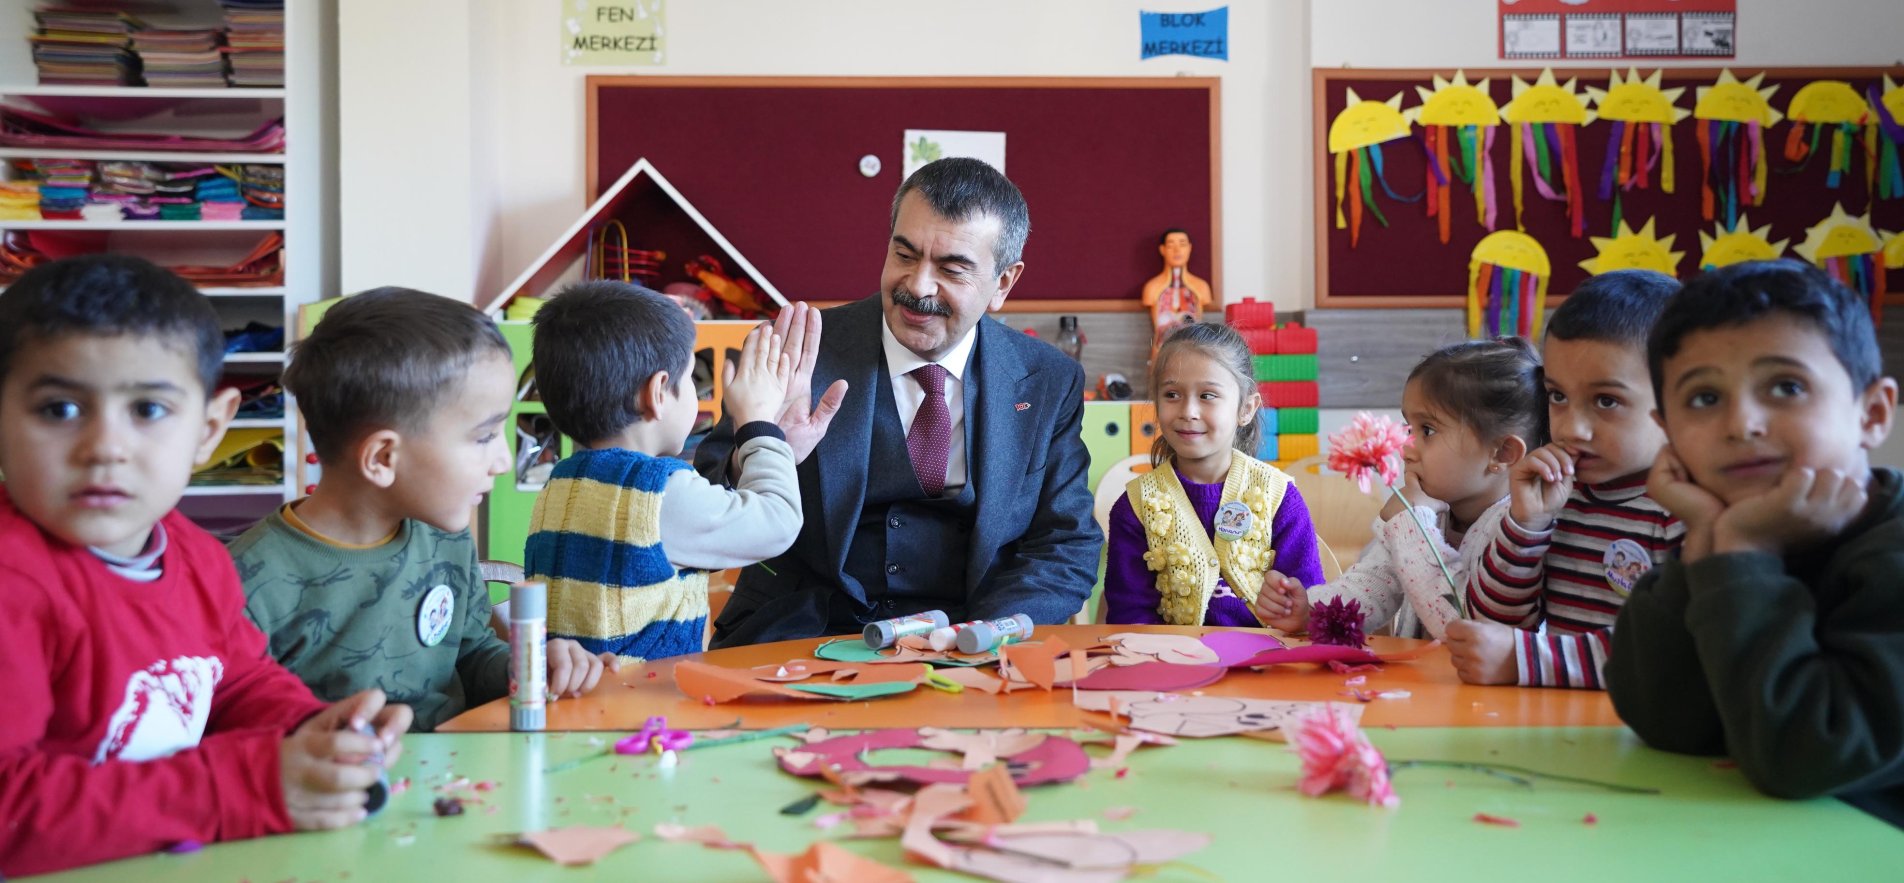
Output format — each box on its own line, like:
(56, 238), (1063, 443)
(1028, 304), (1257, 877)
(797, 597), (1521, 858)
(815, 637), (996, 667)
(1202, 632), (1441, 670)
(1076, 691), (1363, 738)
(1070, 660), (1227, 692)
(673, 659), (929, 703)
(998, 636), (1071, 690)
(753, 841), (916, 883)
(933, 666), (1006, 694)
(1473, 812), (1521, 827)
(1099, 632), (1221, 666)
(516, 826), (641, 866)
(900, 782), (1212, 883)
(776, 728), (1090, 787)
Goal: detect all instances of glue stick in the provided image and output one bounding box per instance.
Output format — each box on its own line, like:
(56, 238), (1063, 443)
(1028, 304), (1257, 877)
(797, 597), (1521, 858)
(863, 610), (949, 648)
(509, 580), (547, 731)
(954, 614), (1035, 654)
(927, 619), (986, 651)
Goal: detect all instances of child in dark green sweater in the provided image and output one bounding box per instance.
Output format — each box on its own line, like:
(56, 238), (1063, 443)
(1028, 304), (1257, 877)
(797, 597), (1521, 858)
(236, 289), (612, 731)
(1608, 260), (1904, 825)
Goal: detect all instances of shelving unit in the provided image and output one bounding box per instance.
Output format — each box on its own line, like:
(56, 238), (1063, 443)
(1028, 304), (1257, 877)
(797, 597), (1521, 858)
(0, 0), (333, 528)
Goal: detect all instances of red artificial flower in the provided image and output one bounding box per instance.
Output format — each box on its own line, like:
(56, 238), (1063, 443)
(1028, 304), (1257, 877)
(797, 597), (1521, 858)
(1309, 596), (1369, 648)
(1293, 706), (1399, 808)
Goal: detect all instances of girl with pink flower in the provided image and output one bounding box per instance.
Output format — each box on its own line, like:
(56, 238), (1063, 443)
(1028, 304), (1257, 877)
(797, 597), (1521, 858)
(1264, 339), (1545, 639)
(1103, 323), (1323, 626)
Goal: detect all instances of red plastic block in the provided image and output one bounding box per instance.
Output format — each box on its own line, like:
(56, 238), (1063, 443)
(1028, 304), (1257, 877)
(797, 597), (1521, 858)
(1224, 297), (1276, 329)
(1238, 327), (1277, 354)
(1275, 324), (1318, 354)
(1258, 381), (1319, 408)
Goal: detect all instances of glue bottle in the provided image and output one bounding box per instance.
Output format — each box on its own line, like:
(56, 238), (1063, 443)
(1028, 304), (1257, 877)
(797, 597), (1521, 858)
(926, 619), (986, 651)
(863, 609), (949, 648)
(954, 614), (1035, 654)
(509, 580), (547, 731)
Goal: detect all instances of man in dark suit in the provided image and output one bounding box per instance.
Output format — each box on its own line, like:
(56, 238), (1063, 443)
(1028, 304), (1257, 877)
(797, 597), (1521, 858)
(695, 158), (1102, 647)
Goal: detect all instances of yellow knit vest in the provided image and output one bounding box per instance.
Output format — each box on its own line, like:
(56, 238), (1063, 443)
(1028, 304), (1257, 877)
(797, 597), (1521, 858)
(1127, 456), (1291, 625)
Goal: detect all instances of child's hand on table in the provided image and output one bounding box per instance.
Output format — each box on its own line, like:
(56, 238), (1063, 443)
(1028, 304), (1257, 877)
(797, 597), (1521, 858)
(547, 639), (619, 699)
(1445, 619), (1518, 685)
(1252, 570), (1310, 634)
(280, 689), (411, 830)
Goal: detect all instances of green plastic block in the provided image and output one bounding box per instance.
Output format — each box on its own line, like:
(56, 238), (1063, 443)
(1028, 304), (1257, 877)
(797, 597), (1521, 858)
(1278, 407), (1319, 435)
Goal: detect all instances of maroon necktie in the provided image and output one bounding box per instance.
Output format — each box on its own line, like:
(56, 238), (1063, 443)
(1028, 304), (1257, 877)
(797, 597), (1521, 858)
(907, 364), (951, 496)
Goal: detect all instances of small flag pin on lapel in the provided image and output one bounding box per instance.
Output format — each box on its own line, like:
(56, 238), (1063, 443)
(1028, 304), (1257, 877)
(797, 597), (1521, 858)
(1014, 402), (1031, 412)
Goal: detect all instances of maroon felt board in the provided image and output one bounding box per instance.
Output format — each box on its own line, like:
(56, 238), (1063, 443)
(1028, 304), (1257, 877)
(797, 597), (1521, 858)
(588, 77), (1220, 311)
(1313, 66), (1904, 308)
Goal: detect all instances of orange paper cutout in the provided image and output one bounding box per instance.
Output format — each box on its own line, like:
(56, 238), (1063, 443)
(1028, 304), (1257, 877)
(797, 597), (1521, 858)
(518, 826), (641, 866)
(998, 637), (1072, 690)
(749, 841), (915, 883)
(673, 661), (826, 703)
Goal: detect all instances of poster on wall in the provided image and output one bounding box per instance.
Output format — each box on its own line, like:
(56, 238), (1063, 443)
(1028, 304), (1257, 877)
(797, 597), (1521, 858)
(901, 130), (1006, 182)
(1139, 7), (1229, 61)
(562, 0), (666, 66)
(1499, 0), (1735, 60)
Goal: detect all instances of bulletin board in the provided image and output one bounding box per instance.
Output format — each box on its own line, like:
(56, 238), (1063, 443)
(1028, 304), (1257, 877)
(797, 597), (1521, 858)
(1313, 66), (1904, 308)
(587, 76), (1220, 311)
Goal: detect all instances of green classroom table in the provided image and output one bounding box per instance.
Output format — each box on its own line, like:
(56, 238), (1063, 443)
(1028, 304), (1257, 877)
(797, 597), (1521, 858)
(37, 726), (1904, 881)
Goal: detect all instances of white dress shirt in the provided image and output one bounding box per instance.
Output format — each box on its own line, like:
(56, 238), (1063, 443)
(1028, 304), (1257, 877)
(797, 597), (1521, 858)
(880, 318), (978, 492)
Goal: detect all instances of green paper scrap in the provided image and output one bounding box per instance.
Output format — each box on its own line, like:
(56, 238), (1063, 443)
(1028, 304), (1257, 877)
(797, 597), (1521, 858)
(780, 793), (823, 815)
(786, 681), (919, 700)
(812, 638), (992, 667)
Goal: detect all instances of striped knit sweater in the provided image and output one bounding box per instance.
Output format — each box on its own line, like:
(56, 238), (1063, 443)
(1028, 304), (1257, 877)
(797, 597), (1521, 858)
(1467, 474), (1683, 689)
(526, 448), (708, 664)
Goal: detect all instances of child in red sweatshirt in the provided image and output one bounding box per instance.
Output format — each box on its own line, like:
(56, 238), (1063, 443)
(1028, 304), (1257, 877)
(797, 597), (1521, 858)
(0, 255), (412, 876)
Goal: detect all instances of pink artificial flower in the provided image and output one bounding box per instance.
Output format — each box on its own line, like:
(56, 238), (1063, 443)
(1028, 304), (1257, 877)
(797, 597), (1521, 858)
(1293, 706), (1399, 808)
(1326, 412), (1412, 494)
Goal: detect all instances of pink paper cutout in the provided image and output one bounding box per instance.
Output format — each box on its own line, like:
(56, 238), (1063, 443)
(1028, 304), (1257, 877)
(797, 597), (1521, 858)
(518, 826), (641, 865)
(1199, 631), (1288, 666)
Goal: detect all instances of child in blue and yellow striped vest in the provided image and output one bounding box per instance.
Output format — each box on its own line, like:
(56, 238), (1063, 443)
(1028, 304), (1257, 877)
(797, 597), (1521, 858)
(525, 282), (802, 663)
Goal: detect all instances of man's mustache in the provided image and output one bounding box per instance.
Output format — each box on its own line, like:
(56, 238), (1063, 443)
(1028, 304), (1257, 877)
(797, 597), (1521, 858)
(889, 287), (952, 318)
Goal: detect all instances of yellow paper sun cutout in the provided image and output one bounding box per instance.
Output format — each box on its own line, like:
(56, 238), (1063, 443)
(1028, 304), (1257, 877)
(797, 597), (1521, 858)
(1500, 69), (1595, 126)
(1698, 214), (1789, 269)
(1586, 69), (1689, 125)
(1580, 218), (1685, 276)
(1330, 88), (1413, 153)
(1695, 69), (1783, 126)
(1787, 80), (1871, 125)
(1411, 71), (1500, 128)
(1793, 203), (1883, 264)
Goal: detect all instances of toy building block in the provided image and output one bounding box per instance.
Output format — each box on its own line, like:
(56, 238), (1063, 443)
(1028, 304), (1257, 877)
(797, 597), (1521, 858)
(1129, 401), (1160, 457)
(1258, 406), (1278, 436)
(1081, 402), (1132, 492)
(1275, 324), (1318, 354)
(1238, 326), (1277, 354)
(1224, 297), (1276, 329)
(1258, 381), (1319, 409)
(1252, 354), (1318, 382)
(1277, 407), (1319, 435)
(1280, 433), (1320, 461)
(1256, 432), (1279, 461)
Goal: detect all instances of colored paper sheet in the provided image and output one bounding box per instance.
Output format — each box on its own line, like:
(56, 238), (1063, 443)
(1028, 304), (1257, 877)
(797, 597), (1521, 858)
(1198, 631), (1288, 666)
(1101, 632), (1221, 666)
(751, 841), (915, 883)
(777, 729), (1090, 787)
(673, 661), (826, 703)
(1071, 661), (1227, 692)
(814, 638), (993, 667)
(787, 681), (920, 700)
(1139, 7), (1228, 61)
(963, 764), (1028, 825)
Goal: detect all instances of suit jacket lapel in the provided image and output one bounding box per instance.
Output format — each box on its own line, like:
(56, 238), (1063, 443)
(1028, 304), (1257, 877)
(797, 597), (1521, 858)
(815, 297), (883, 582)
(965, 317), (1033, 593)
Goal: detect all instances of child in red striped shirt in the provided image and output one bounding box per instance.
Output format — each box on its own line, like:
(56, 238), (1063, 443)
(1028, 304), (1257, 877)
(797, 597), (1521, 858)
(1447, 270), (1684, 688)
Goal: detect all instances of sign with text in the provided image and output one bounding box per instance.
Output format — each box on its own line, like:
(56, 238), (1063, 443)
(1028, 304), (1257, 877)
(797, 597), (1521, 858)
(1498, 0), (1735, 60)
(1140, 7), (1228, 61)
(563, 0), (665, 66)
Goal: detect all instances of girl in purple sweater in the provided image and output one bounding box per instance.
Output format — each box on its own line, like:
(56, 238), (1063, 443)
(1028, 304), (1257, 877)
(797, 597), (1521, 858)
(1104, 323), (1322, 626)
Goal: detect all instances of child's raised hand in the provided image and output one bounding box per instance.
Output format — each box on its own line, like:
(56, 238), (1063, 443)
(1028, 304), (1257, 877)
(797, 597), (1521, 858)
(546, 639), (619, 699)
(280, 689), (410, 831)
(1251, 571), (1310, 633)
(1508, 443), (1576, 531)
(721, 322), (792, 428)
(1646, 445), (1724, 561)
(1712, 467), (1869, 558)
(1444, 619), (1518, 685)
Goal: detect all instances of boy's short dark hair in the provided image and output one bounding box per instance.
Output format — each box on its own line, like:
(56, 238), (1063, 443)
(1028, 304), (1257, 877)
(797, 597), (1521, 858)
(1648, 259), (1881, 402)
(1547, 269), (1680, 348)
(531, 281), (697, 446)
(0, 254), (223, 393)
(284, 287), (511, 462)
